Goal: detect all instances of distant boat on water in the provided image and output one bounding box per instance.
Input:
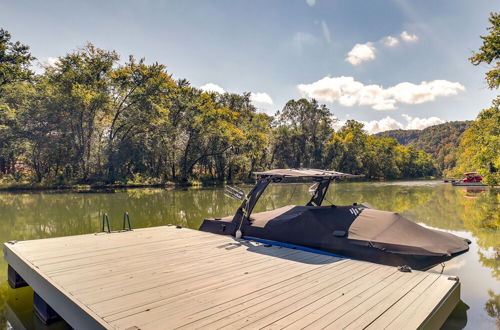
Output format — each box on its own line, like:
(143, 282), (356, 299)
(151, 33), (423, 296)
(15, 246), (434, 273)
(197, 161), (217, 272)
(451, 172), (488, 186)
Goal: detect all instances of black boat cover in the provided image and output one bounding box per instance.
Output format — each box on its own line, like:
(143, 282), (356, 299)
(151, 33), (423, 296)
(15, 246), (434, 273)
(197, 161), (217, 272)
(200, 204), (470, 270)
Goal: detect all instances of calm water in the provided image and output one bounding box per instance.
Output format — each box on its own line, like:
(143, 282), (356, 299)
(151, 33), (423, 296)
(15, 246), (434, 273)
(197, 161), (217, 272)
(0, 181), (498, 329)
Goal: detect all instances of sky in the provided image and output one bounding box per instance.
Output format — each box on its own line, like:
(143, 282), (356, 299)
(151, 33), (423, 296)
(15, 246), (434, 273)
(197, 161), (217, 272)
(1, 0), (499, 133)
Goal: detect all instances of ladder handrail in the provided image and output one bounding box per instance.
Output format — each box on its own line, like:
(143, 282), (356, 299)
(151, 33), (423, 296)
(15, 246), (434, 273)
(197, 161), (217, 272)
(101, 213), (111, 233)
(123, 212), (132, 231)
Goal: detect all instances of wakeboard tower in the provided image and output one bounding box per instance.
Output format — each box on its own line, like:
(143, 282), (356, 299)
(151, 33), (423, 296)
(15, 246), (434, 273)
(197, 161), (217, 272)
(199, 168), (470, 270)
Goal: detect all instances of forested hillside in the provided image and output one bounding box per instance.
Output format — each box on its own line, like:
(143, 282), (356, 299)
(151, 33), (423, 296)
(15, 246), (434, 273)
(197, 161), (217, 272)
(376, 12), (499, 186)
(0, 28), (438, 186)
(375, 121), (471, 172)
(451, 12), (499, 185)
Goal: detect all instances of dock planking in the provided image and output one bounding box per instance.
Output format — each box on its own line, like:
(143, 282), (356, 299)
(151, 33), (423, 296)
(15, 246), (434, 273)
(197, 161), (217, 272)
(4, 226), (460, 329)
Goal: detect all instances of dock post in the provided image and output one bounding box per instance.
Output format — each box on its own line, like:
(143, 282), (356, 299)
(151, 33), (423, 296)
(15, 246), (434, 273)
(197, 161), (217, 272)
(7, 265), (27, 289)
(33, 292), (62, 325)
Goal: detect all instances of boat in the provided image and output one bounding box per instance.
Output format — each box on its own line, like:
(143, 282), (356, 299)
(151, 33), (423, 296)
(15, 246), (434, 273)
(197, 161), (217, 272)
(451, 172), (488, 186)
(199, 168), (470, 270)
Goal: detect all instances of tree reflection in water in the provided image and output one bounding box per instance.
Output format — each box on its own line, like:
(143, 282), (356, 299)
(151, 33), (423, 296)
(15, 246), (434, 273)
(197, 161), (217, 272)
(0, 181), (497, 328)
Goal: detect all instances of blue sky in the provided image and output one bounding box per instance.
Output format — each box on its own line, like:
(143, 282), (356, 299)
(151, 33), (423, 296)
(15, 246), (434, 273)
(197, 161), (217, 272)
(1, 0), (498, 133)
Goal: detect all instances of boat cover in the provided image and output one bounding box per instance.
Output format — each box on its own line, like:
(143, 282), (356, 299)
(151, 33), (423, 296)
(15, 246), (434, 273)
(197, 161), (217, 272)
(200, 204), (470, 269)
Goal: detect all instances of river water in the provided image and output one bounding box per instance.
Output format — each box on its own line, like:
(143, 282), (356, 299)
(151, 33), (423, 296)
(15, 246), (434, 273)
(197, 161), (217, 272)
(0, 181), (498, 329)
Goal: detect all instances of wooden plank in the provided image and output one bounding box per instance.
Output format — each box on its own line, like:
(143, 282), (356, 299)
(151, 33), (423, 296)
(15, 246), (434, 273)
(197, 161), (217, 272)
(420, 280), (460, 330)
(48, 239), (280, 283)
(4, 226), (461, 330)
(106, 259), (352, 324)
(184, 264), (392, 330)
(330, 271), (430, 329)
(57, 241), (289, 291)
(161, 262), (376, 330)
(32, 231), (229, 270)
(12, 226), (192, 254)
(262, 270), (427, 330)
(78, 246), (305, 304)
(91, 248), (336, 316)
(109, 259), (362, 329)
(279, 268), (404, 329)
(363, 272), (442, 329)
(3, 245), (108, 330)
(387, 276), (460, 329)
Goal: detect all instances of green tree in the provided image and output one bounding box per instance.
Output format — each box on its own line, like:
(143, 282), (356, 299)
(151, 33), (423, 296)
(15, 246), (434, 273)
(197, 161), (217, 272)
(329, 120), (367, 174)
(469, 12), (500, 89)
(45, 43), (118, 182)
(105, 56), (175, 183)
(273, 99), (333, 168)
(453, 12), (500, 186)
(454, 98), (500, 185)
(0, 29), (35, 88)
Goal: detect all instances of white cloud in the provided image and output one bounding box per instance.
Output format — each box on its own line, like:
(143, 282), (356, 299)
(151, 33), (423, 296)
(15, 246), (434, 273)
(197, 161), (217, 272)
(332, 118), (346, 132)
(321, 20), (332, 44)
(39, 56), (59, 67)
(402, 114), (445, 130)
(250, 92), (274, 115)
(200, 83), (225, 94)
(348, 115), (447, 134)
(345, 31), (417, 66)
(400, 31), (418, 43)
(345, 42), (376, 65)
(305, 0), (316, 6)
(381, 36), (399, 47)
(297, 76), (465, 110)
(250, 92), (273, 105)
(199, 84), (274, 114)
(363, 116), (404, 134)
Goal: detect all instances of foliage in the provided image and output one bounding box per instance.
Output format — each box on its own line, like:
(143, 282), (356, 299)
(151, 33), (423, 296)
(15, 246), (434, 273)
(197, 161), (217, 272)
(272, 99), (333, 168)
(327, 121), (436, 179)
(484, 289), (500, 328)
(450, 12), (500, 186)
(469, 12), (500, 89)
(0, 29), (35, 88)
(376, 121), (471, 172)
(0, 29), (438, 185)
(452, 98), (500, 185)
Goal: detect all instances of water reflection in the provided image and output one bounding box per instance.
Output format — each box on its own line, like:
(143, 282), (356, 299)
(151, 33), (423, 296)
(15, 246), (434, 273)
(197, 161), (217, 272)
(0, 181), (497, 329)
(484, 290), (500, 329)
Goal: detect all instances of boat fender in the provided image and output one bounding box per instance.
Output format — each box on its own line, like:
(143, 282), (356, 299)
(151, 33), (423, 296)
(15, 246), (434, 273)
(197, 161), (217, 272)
(333, 230), (346, 237)
(235, 230), (242, 239)
(447, 276), (460, 282)
(397, 265), (412, 272)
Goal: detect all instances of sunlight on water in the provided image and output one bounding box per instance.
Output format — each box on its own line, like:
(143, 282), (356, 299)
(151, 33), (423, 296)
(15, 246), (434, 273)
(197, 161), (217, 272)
(0, 181), (497, 329)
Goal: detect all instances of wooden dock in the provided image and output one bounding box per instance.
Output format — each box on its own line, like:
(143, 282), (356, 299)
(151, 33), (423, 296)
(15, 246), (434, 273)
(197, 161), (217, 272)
(4, 226), (460, 329)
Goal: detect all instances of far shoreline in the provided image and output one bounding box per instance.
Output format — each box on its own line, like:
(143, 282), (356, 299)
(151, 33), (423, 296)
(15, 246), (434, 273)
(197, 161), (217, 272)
(0, 176), (450, 193)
